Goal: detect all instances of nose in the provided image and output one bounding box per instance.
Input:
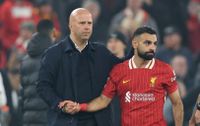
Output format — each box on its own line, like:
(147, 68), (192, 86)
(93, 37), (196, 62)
(150, 44), (157, 52)
(84, 23), (92, 30)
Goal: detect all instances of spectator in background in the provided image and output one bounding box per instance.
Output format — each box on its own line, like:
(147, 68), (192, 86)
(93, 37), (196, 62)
(109, 0), (158, 40)
(0, 0), (37, 52)
(82, 0), (100, 26)
(15, 21), (35, 54)
(106, 31), (128, 59)
(187, 0), (200, 54)
(20, 19), (55, 126)
(142, 0), (188, 46)
(170, 54), (197, 125)
(164, 79), (187, 126)
(156, 26), (193, 69)
(81, 0), (104, 42)
(164, 55), (189, 125)
(6, 49), (22, 95)
(3, 47), (23, 126)
(181, 55), (200, 125)
(34, 0), (60, 40)
(170, 54), (194, 90)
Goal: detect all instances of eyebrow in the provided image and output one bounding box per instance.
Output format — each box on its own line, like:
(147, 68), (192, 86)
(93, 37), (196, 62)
(79, 21), (93, 23)
(144, 40), (157, 43)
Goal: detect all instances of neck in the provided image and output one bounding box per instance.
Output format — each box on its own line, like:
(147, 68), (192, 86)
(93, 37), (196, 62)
(70, 34), (88, 51)
(133, 54), (151, 68)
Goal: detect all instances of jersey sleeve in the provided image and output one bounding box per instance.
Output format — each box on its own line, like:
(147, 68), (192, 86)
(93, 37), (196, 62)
(102, 65), (120, 99)
(163, 65), (178, 94)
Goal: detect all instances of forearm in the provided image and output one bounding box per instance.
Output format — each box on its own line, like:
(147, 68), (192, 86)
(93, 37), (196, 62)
(37, 75), (62, 110)
(37, 83), (62, 110)
(85, 95), (111, 112)
(172, 101), (184, 126)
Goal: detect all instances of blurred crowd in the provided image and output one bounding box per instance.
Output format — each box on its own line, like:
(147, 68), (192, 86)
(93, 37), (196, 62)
(0, 0), (199, 126)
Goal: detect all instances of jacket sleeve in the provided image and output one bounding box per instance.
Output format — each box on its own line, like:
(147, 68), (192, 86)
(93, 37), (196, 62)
(37, 47), (62, 111)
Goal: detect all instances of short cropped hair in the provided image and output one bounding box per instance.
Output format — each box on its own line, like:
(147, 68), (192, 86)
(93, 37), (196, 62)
(132, 26), (157, 40)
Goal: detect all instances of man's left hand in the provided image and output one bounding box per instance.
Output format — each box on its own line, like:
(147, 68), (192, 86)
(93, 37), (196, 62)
(58, 100), (80, 114)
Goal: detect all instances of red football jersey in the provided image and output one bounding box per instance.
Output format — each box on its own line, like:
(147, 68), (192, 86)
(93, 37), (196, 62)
(102, 57), (178, 126)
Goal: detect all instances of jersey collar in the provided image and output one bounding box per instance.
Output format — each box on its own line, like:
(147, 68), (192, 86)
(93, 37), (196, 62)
(128, 56), (155, 69)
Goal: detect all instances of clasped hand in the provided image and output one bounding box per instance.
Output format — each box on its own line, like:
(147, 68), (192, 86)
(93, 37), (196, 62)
(58, 100), (81, 115)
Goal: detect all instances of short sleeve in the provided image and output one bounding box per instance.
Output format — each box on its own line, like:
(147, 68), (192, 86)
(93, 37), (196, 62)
(102, 66), (119, 99)
(163, 66), (178, 94)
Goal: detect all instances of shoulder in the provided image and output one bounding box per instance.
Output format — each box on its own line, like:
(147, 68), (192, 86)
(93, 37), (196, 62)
(42, 40), (66, 61)
(155, 59), (170, 68)
(155, 59), (174, 73)
(90, 42), (114, 55)
(45, 41), (63, 54)
(45, 36), (70, 53)
(90, 42), (106, 50)
(111, 60), (130, 73)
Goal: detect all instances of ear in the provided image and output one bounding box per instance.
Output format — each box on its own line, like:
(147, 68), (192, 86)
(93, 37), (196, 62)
(132, 39), (138, 49)
(69, 24), (72, 30)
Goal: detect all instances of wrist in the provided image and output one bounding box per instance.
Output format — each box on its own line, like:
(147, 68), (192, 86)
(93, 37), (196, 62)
(80, 103), (88, 111)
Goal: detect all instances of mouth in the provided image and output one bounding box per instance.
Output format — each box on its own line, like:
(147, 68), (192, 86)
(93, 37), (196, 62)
(146, 52), (155, 55)
(82, 33), (90, 36)
(83, 32), (90, 34)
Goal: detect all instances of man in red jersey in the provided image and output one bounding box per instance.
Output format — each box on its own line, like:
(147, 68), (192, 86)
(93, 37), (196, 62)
(59, 26), (184, 126)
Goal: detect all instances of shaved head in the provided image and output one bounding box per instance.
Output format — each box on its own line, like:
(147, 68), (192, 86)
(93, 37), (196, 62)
(68, 8), (93, 43)
(69, 8), (91, 25)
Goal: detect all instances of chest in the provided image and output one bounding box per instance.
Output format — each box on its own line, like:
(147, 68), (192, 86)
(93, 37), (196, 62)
(117, 69), (166, 96)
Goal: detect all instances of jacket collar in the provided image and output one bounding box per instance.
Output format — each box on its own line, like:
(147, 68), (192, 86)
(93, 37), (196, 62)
(64, 36), (95, 53)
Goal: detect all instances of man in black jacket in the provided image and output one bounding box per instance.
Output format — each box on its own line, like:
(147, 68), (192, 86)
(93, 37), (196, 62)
(20, 19), (55, 126)
(37, 8), (123, 126)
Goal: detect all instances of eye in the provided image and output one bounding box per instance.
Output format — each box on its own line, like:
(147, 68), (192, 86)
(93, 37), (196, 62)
(79, 21), (86, 24)
(144, 40), (151, 45)
(88, 21), (92, 25)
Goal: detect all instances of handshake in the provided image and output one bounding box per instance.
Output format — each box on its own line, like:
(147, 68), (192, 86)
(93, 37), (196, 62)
(58, 100), (88, 115)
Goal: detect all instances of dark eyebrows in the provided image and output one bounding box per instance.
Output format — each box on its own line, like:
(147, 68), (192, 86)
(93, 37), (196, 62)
(143, 40), (158, 45)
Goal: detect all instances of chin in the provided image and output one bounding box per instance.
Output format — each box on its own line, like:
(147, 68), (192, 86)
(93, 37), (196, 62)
(82, 36), (90, 40)
(81, 38), (89, 41)
(145, 57), (154, 60)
